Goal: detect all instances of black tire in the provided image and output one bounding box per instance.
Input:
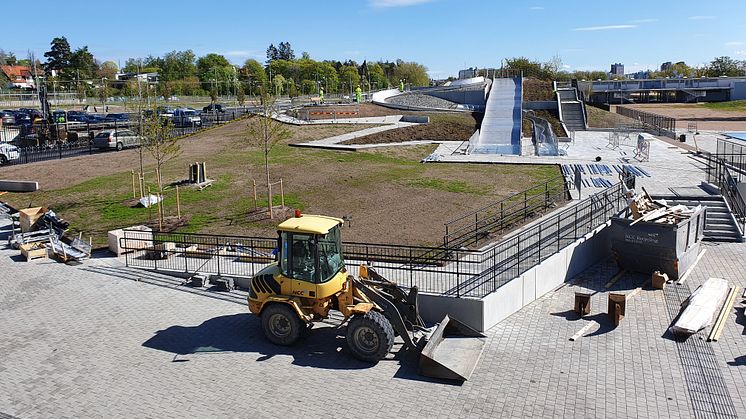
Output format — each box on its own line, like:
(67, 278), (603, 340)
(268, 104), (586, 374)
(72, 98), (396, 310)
(116, 142), (123, 151)
(0, 155), (7, 166)
(261, 303), (304, 346)
(346, 311), (395, 363)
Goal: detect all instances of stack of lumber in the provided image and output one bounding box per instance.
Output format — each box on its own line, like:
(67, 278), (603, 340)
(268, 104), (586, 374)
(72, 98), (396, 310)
(671, 277), (729, 335)
(629, 190), (700, 225)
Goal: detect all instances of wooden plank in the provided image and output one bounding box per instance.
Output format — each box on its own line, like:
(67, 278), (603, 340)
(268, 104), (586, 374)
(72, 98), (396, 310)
(708, 286), (739, 342)
(676, 249), (707, 285)
(604, 270), (625, 289)
(570, 321), (597, 341)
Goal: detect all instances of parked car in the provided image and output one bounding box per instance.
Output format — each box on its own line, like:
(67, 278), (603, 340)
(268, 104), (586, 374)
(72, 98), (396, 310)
(202, 104), (226, 113)
(67, 111), (90, 122)
(105, 113), (129, 123)
(12, 111), (32, 125)
(92, 129), (141, 151)
(0, 143), (20, 165)
(172, 109), (202, 127)
(1, 111), (16, 126)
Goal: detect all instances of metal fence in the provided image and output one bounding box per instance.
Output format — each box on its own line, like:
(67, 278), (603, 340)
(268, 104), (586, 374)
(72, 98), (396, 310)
(703, 139), (746, 233)
(0, 107), (252, 167)
(615, 106), (677, 138)
(443, 175), (570, 249)
(121, 177), (628, 298)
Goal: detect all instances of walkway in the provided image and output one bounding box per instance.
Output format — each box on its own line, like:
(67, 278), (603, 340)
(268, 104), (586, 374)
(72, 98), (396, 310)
(2, 217), (745, 417)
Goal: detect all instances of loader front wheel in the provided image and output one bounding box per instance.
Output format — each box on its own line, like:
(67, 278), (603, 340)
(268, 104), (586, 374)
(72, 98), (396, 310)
(261, 304), (304, 346)
(346, 311), (394, 363)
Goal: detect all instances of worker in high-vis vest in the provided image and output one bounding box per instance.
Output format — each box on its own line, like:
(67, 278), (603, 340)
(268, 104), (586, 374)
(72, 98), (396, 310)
(319, 87), (324, 104)
(355, 86), (362, 103)
(399, 79), (404, 92)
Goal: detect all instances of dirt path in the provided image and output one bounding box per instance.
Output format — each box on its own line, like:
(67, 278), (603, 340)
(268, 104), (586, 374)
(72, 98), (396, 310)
(627, 104), (746, 131)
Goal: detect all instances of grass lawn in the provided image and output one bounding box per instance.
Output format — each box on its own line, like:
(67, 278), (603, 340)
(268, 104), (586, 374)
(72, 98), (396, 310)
(703, 100), (746, 112)
(2, 118), (561, 247)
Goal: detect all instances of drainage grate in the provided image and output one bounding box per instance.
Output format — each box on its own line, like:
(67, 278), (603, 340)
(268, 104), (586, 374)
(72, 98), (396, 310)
(663, 284), (738, 418)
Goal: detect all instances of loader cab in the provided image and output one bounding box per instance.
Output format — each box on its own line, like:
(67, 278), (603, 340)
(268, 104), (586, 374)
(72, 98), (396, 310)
(276, 213), (345, 297)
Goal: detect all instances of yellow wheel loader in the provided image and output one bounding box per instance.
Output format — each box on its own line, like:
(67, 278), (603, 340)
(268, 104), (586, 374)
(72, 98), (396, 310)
(247, 212), (486, 381)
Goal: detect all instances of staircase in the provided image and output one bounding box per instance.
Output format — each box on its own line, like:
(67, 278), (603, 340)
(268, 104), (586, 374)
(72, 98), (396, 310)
(656, 195), (744, 242)
(556, 88), (587, 132)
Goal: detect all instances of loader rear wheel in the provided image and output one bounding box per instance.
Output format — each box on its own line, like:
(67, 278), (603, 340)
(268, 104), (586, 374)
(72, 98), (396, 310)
(261, 304), (304, 346)
(346, 311), (394, 363)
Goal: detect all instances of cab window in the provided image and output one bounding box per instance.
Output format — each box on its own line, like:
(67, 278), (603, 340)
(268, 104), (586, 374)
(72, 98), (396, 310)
(279, 232), (317, 283)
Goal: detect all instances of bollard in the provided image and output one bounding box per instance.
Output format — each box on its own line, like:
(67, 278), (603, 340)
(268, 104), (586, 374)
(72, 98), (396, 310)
(608, 293), (626, 326)
(574, 292), (591, 316)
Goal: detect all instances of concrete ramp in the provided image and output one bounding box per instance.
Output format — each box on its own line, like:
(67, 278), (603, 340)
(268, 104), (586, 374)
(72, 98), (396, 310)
(470, 77), (522, 155)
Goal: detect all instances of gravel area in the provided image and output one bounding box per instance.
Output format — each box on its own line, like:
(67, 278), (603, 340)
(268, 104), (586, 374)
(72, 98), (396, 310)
(385, 93), (458, 109)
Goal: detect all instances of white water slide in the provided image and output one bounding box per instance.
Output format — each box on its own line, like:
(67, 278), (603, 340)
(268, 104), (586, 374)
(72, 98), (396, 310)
(470, 77), (522, 155)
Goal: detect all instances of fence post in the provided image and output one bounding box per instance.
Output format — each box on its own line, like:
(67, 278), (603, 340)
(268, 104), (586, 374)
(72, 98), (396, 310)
(538, 224), (542, 261)
(216, 236), (221, 276)
(474, 213), (478, 246)
(409, 247), (413, 288)
(58, 142), (62, 159)
(524, 191), (528, 220)
(557, 214), (561, 253)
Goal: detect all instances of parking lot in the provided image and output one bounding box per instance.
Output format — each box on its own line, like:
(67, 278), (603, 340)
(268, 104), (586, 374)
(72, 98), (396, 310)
(2, 216), (745, 418)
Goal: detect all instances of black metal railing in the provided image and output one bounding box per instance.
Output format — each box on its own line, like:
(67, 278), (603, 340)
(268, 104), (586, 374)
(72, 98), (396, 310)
(443, 175), (570, 249)
(615, 106), (676, 138)
(0, 108), (252, 168)
(703, 139), (746, 234)
(120, 177), (628, 298)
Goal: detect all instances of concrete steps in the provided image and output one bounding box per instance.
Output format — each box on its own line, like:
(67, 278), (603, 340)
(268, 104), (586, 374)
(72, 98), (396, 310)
(658, 196), (744, 242)
(556, 88), (587, 132)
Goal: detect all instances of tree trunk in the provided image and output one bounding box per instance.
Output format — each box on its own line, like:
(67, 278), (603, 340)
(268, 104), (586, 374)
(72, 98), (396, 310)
(265, 122), (272, 219)
(156, 165), (163, 231)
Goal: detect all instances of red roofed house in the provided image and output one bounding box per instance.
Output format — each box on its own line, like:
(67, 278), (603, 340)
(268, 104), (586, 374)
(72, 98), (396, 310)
(1, 65), (35, 89)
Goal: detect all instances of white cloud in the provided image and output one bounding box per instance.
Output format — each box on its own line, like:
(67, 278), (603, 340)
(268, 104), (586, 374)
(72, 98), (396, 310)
(562, 64), (571, 69)
(573, 24), (637, 31)
(529, 6), (544, 10)
(369, 0), (434, 7)
(736, 50), (746, 56)
(630, 18), (659, 24)
(725, 41), (745, 46)
(688, 15), (715, 20)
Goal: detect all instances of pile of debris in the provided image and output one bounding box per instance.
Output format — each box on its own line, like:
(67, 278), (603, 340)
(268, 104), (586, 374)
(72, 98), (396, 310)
(629, 188), (701, 225)
(3, 202), (91, 263)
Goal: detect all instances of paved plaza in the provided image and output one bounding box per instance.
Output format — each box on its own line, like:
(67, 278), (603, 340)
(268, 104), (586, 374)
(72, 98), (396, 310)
(1, 216), (745, 418)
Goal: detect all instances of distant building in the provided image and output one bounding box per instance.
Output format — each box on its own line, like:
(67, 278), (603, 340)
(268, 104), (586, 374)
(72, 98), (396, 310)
(610, 63), (625, 76)
(627, 70), (650, 80)
(661, 62), (673, 71)
(458, 68), (477, 79)
(115, 72), (159, 83)
(0, 65), (35, 89)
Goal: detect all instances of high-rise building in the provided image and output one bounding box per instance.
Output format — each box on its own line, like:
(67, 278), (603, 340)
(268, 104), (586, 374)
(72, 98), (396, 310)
(610, 63), (625, 76)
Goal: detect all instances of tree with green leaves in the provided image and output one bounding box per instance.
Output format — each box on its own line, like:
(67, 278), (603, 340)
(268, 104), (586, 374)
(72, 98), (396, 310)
(43, 36), (72, 74)
(196, 53), (233, 94)
(245, 88), (291, 219)
(241, 58), (268, 90)
(393, 60), (429, 86)
(98, 61), (118, 80)
(237, 85), (246, 106)
(706, 56), (745, 77)
(141, 109), (180, 230)
(272, 74), (285, 96)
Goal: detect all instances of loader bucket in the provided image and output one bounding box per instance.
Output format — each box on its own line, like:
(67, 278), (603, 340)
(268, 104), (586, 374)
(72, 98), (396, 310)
(418, 315), (486, 381)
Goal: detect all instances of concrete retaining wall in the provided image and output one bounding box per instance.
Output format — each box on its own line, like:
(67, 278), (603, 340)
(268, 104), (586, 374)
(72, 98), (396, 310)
(524, 101), (558, 110)
(418, 222), (612, 332)
(0, 180), (39, 192)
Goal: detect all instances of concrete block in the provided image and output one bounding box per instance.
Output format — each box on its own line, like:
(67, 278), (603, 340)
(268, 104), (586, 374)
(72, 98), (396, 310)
(108, 225), (153, 256)
(418, 293), (484, 332)
(483, 276), (524, 331)
(0, 180), (39, 193)
(521, 270), (537, 305)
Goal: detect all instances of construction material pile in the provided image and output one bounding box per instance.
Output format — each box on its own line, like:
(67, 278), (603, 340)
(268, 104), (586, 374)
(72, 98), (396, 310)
(629, 189), (701, 225)
(3, 202), (91, 262)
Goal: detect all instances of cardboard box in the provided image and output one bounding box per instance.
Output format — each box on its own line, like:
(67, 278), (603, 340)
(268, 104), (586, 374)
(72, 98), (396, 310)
(19, 207), (47, 232)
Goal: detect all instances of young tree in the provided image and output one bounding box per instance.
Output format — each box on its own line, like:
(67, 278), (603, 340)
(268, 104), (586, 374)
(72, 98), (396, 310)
(141, 109), (180, 230)
(245, 88), (291, 219)
(98, 60), (119, 80)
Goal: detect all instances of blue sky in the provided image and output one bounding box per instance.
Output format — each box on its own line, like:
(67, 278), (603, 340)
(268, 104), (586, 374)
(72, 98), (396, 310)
(3, 0), (746, 78)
